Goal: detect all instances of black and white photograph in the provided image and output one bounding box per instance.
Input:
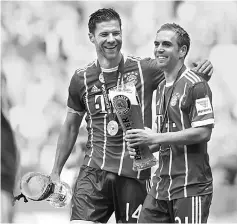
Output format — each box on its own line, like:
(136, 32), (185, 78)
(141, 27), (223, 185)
(1, 1), (237, 223)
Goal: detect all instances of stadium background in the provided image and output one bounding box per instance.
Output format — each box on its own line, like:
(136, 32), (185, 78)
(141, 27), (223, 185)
(1, 1), (237, 223)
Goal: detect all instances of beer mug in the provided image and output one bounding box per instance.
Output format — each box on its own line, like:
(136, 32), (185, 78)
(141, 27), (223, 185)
(109, 85), (158, 171)
(18, 172), (72, 208)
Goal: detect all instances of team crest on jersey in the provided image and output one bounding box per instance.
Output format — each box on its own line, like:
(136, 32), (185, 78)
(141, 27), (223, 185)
(170, 93), (180, 106)
(124, 72), (138, 86)
(91, 85), (100, 93)
(195, 97), (212, 116)
(112, 95), (131, 115)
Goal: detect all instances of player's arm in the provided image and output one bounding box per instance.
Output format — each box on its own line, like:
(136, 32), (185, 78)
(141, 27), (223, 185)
(126, 126), (211, 158)
(126, 126), (212, 147)
(126, 81), (214, 149)
(159, 126), (212, 145)
(51, 70), (85, 181)
(50, 112), (84, 181)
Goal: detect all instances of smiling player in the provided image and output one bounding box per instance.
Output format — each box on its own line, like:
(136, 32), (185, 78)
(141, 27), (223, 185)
(125, 23), (214, 223)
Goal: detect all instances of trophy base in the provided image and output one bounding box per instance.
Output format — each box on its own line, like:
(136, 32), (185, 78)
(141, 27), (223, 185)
(132, 157), (158, 171)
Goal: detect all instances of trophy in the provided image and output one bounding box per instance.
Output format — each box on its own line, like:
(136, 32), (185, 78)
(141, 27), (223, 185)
(14, 172), (72, 208)
(109, 85), (157, 171)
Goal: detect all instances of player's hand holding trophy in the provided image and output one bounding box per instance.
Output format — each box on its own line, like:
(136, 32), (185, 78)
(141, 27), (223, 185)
(109, 84), (157, 171)
(13, 172), (72, 208)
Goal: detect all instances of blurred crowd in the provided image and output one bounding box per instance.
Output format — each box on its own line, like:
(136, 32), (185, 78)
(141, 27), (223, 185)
(1, 1), (237, 223)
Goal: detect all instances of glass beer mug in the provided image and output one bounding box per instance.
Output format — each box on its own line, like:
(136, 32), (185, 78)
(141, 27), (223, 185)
(19, 172), (72, 208)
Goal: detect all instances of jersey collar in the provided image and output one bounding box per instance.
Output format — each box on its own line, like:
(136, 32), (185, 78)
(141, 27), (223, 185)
(95, 53), (127, 70)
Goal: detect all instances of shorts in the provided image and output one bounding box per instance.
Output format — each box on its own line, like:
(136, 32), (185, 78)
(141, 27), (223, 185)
(70, 165), (150, 223)
(139, 193), (213, 223)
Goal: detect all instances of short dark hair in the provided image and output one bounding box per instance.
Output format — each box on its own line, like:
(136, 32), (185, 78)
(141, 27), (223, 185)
(157, 23), (190, 58)
(88, 8), (122, 34)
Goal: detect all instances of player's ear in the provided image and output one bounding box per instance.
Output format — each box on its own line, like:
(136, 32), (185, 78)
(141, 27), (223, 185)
(179, 45), (187, 58)
(88, 33), (95, 44)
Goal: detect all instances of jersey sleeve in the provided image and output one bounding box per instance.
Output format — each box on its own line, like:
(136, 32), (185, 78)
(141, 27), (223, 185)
(67, 71), (86, 116)
(189, 81), (215, 128)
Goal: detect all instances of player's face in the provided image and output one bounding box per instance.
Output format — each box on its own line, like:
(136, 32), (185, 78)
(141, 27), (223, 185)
(89, 20), (122, 62)
(154, 30), (181, 71)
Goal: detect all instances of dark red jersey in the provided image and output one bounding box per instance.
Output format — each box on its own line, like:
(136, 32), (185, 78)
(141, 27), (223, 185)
(150, 68), (214, 199)
(67, 55), (164, 179)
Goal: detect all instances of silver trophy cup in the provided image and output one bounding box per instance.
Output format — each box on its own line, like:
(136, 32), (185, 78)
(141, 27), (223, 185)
(18, 172), (72, 208)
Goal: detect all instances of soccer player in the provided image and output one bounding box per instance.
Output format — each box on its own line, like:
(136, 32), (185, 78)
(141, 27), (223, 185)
(50, 9), (214, 223)
(125, 23), (214, 223)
